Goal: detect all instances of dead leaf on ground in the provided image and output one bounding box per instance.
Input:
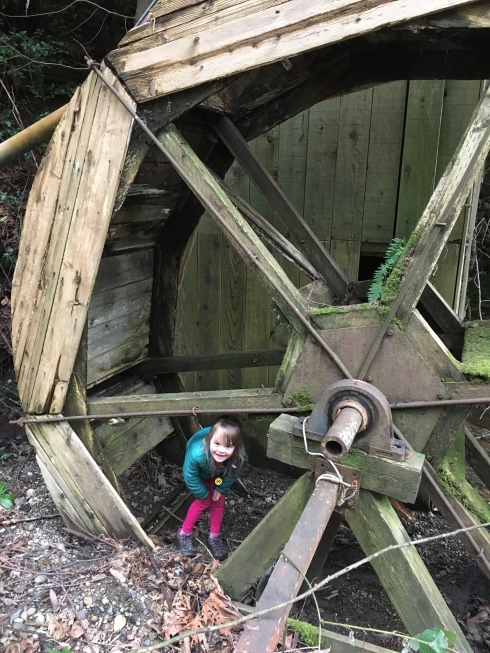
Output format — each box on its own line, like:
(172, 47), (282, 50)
(6, 636), (40, 653)
(110, 567), (127, 583)
(49, 588), (59, 612)
(187, 577), (241, 643)
(70, 621), (85, 639)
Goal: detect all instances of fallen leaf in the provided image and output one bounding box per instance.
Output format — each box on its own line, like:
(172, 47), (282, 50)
(92, 573), (106, 581)
(49, 589), (59, 612)
(70, 621), (85, 639)
(113, 614), (126, 632)
(110, 568), (127, 583)
(192, 562), (203, 575)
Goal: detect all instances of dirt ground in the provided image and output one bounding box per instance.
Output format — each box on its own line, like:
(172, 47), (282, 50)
(0, 417), (489, 653)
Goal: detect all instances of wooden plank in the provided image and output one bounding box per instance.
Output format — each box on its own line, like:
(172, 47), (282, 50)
(103, 416), (174, 476)
(88, 278), (152, 328)
(211, 115), (347, 299)
(195, 225), (222, 391)
(104, 220), (164, 253)
(93, 250), (153, 294)
(267, 414), (425, 503)
(423, 406), (471, 469)
(430, 243), (461, 307)
(87, 387), (284, 414)
(36, 457), (105, 535)
(345, 490), (472, 653)
(330, 240), (361, 281)
(244, 130), (280, 389)
(395, 81), (445, 239)
(220, 162), (249, 390)
(215, 473), (314, 600)
(303, 98), (340, 242)
(88, 308), (151, 360)
(26, 420), (154, 546)
(108, 0), (481, 102)
(419, 282), (464, 335)
(465, 424), (490, 489)
(13, 68), (136, 414)
(331, 88), (372, 242)
(132, 349), (287, 375)
(236, 478), (338, 653)
(112, 201), (175, 224)
(362, 81), (407, 244)
(158, 124), (309, 333)
(87, 335), (149, 387)
(396, 85), (490, 324)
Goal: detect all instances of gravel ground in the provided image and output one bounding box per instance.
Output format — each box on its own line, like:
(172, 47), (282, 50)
(0, 421), (489, 653)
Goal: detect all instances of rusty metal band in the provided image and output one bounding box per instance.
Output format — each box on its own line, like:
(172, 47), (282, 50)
(85, 59), (353, 381)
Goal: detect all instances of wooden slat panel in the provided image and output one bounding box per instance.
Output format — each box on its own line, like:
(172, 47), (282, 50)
(88, 278), (152, 328)
(104, 220), (164, 253)
(93, 250), (153, 294)
(332, 89), (373, 241)
(362, 81), (407, 244)
(87, 309), (151, 361)
(87, 335), (149, 387)
(12, 68), (135, 414)
(330, 239), (361, 281)
(303, 97), (340, 242)
(395, 80), (445, 239)
(220, 162), (249, 389)
(244, 130), (280, 389)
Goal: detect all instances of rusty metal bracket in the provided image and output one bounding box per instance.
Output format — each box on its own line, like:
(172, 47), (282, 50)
(315, 458), (361, 510)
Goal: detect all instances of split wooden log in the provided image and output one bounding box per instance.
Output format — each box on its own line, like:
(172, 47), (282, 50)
(465, 424), (490, 490)
(267, 414), (424, 503)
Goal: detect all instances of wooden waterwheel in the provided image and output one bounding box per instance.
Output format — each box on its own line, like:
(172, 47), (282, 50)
(9, 1), (490, 651)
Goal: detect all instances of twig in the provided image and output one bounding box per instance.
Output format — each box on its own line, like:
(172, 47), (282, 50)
(126, 521), (490, 652)
(145, 546), (163, 580)
(1, 512), (60, 525)
(15, 445), (33, 484)
(63, 525), (119, 549)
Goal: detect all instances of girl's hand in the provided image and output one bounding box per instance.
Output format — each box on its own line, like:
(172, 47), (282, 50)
(212, 489), (221, 501)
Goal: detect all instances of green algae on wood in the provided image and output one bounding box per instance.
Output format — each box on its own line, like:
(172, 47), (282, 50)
(310, 303), (373, 317)
(289, 387), (314, 412)
(461, 321), (490, 380)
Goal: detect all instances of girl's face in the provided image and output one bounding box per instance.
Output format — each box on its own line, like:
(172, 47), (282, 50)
(209, 429), (235, 465)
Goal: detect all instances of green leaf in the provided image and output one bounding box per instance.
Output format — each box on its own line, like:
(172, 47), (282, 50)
(0, 494), (14, 510)
(413, 627), (454, 653)
(0, 482), (5, 494)
(1, 453), (13, 460)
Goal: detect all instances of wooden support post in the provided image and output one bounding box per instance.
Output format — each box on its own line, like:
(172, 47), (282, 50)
(235, 476), (338, 653)
(419, 283), (464, 336)
(304, 508), (342, 587)
(465, 424), (490, 490)
(267, 414), (424, 504)
(345, 490), (472, 653)
(157, 124), (308, 333)
(210, 115), (347, 298)
(88, 387), (284, 415)
(395, 86), (490, 325)
(215, 474), (314, 601)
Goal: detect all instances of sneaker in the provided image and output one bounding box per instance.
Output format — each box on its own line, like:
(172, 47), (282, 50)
(207, 534), (229, 561)
(175, 531), (196, 557)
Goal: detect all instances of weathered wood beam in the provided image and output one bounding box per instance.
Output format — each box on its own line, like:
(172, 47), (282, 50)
(131, 348), (287, 376)
(395, 85), (490, 325)
(406, 0), (490, 29)
(345, 490), (472, 653)
(216, 473), (314, 600)
(211, 115), (347, 298)
(87, 387), (284, 415)
(419, 283), (464, 335)
(267, 414), (424, 503)
(235, 476), (338, 653)
(420, 461), (490, 579)
(157, 124), (309, 331)
(465, 424), (490, 490)
(108, 0), (481, 102)
(447, 381), (490, 400)
(216, 175), (322, 282)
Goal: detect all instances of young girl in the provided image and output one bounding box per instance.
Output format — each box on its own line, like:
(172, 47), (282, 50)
(176, 415), (244, 560)
(176, 415), (245, 560)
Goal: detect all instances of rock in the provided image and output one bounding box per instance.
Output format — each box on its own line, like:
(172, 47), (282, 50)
(265, 496), (272, 503)
(10, 610), (22, 622)
(13, 618), (24, 624)
(144, 640), (151, 647)
(34, 575), (47, 585)
(34, 613), (45, 624)
(102, 597), (109, 605)
(113, 614), (126, 632)
(13, 585), (26, 594)
(27, 608), (36, 617)
(26, 489), (36, 498)
(83, 597), (93, 608)
(20, 611), (28, 621)
(77, 610), (86, 620)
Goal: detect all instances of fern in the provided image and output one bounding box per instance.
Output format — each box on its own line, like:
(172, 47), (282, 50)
(367, 238), (406, 303)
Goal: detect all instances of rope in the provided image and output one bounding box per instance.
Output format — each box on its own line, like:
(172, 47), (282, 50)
(302, 416), (355, 507)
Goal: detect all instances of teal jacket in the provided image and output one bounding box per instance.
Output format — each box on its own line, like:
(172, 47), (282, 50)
(183, 427), (237, 500)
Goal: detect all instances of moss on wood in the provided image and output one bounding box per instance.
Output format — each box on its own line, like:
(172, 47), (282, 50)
(287, 618), (326, 647)
(461, 321), (490, 380)
(310, 303), (372, 317)
(288, 388), (314, 412)
(437, 428), (490, 524)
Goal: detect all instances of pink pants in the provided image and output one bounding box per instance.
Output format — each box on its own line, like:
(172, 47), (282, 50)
(181, 478), (225, 535)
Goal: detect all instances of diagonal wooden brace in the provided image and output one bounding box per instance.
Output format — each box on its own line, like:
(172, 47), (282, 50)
(210, 115), (349, 299)
(235, 476), (338, 653)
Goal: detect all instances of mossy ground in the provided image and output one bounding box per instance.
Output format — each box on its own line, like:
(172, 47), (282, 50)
(461, 321), (490, 380)
(437, 429), (490, 523)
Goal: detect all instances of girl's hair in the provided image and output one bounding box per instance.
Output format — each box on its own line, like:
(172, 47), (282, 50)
(205, 415), (244, 477)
